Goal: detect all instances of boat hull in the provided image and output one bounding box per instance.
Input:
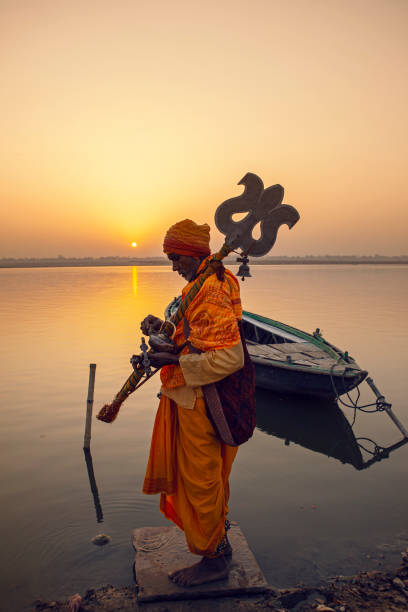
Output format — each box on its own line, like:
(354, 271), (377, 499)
(251, 356), (367, 399)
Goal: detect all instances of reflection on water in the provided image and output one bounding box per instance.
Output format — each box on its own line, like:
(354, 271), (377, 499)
(256, 389), (364, 469)
(256, 389), (408, 471)
(83, 449), (103, 523)
(132, 266), (138, 297)
(0, 264), (408, 611)
(356, 435), (408, 470)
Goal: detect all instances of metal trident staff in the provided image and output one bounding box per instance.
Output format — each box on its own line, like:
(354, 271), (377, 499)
(97, 172), (300, 423)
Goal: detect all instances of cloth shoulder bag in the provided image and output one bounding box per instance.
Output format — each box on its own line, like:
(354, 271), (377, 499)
(183, 318), (256, 446)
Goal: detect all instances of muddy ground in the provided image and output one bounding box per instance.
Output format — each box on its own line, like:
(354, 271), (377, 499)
(33, 549), (408, 612)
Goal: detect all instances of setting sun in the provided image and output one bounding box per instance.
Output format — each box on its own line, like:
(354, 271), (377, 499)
(131, 242), (138, 248)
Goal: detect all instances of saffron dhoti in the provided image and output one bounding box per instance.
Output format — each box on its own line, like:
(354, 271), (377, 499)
(143, 395), (237, 556)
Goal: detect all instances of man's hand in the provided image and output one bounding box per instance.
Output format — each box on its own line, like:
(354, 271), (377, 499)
(141, 314), (163, 335)
(148, 352), (179, 368)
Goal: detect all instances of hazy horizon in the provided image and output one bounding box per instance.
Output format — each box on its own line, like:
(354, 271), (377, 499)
(1, 0), (407, 257)
(2, 253), (408, 261)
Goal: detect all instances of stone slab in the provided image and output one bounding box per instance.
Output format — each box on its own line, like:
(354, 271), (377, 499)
(132, 523), (268, 603)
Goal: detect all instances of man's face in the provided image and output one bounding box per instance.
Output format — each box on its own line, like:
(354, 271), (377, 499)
(167, 253), (201, 282)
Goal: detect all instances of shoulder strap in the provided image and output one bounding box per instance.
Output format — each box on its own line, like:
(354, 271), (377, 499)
(182, 318), (202, 353)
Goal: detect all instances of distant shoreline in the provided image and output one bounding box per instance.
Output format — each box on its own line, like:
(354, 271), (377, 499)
(1, 256), (408, 268)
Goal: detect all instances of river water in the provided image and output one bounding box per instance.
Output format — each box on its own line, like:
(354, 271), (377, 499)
(0, 264), (407, 610)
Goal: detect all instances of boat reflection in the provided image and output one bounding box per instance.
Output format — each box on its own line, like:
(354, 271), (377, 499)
(255, 388), (408, 470)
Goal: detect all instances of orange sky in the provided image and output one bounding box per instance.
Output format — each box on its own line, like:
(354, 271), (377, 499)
(1, 0), (407, 257)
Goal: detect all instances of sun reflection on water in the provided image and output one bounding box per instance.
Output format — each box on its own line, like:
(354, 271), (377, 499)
(132, 266), (138, 297)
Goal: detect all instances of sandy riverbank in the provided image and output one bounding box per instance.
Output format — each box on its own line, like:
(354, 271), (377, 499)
(33, 548), (408, 612)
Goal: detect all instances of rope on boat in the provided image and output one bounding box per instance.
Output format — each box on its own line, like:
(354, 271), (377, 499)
(328, 363), (386, 427)
(328, 354), (408, 442)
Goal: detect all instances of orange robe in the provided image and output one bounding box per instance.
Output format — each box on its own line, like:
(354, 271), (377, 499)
(143, 262), (242, 556)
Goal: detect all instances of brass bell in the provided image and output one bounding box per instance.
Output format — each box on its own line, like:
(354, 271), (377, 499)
(237, 254), (252, 281)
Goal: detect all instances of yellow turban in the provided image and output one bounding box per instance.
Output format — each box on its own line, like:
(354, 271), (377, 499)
(163, 219), (211, 258)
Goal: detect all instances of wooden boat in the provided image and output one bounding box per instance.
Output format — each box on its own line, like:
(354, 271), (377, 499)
(242, 311), (367, 399)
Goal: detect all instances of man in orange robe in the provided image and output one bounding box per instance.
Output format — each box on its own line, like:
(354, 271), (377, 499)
(142, 219), (245, 587)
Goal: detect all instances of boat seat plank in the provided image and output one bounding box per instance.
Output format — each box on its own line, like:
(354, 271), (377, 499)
(247, 345), (306, 362)
(247, 346), (285, 360)
(315, 359), (345, 369)
(247, 344), (281, 356)
(267, 343), (298, 353)
(287, 352), (318, 363)
(296, 342), (331, 356)
(267, 342), (331, 360)
(246, 341), (347, 372)
(292, 359), (318, 366)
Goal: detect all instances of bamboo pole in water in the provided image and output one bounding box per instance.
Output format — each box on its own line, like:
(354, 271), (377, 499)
(84, 363), (96, 449)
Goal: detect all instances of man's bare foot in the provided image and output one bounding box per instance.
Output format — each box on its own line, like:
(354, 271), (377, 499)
(169, 555), (229, 587)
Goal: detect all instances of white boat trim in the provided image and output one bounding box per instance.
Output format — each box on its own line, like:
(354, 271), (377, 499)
(242, 313), (309, 343)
